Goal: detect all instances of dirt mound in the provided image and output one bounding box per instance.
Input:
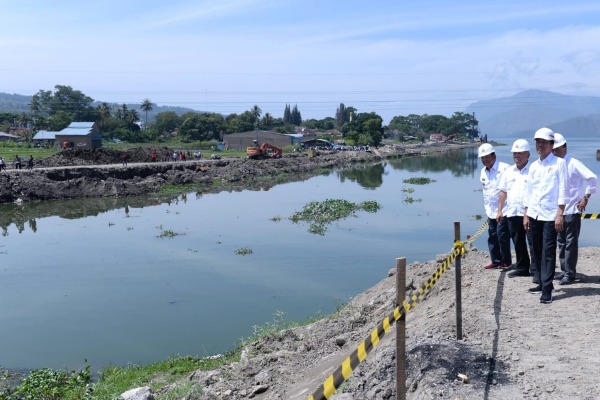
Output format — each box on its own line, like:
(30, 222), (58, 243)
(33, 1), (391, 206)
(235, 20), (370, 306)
(34, 147), (171, 168)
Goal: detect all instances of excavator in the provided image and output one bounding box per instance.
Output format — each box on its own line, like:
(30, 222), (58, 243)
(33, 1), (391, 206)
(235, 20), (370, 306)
(246, 141), (282, 159)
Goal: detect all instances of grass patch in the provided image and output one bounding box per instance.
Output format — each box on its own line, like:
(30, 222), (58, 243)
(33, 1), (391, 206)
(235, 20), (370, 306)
(91, 354), (237, 400)
(290, 199), (381, 235)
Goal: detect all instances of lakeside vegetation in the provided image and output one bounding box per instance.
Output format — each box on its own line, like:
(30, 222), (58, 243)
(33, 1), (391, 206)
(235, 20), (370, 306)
(0, 309), (326, 400)
(1, 85), (481, 153)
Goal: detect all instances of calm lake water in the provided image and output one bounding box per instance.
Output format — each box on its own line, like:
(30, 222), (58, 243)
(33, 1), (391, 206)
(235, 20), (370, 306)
(1, 137), (598, 372)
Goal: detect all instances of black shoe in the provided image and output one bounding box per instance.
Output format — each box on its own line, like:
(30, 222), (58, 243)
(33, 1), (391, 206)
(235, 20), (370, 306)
(559, 276), (575, 285)
(508, 270), (530, 278)
(528, 285), (542, 294)
(540, 292), (553, 304)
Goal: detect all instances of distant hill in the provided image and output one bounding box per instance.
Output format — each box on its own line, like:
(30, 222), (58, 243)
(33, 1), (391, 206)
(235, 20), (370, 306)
(0, 92), (31, 113)
(465, 89), (600, 138)
(0, 91), (198, 120)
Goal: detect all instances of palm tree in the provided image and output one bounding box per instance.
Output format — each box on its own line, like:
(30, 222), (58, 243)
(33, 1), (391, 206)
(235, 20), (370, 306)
(261, 112), (273, 129)
(97, 102), (111, 131)
(251, 105), (262, 128)
(141, 99), (153, 129)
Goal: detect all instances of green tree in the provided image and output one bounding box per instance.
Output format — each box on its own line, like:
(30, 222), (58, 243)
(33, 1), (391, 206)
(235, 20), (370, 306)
(153, 111), (180, 135)
(251, 105), (262, 125)
(340, 112), (383, 146)
(225, 111), (255, 134)
(180, 113), (225, 141)
(140, 99), (153, 129)
(31, 85), (95, 121)
(48, 111), (72, 131)
(283, 104), (291, 124)
(260, 112), (274, 129)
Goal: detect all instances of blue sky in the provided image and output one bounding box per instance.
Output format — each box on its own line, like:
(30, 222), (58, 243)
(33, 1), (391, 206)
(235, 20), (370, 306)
(1, 0), (600, 122)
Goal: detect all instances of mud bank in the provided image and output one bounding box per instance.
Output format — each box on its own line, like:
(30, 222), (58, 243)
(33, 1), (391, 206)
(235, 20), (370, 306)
(0, 143), (477, 205)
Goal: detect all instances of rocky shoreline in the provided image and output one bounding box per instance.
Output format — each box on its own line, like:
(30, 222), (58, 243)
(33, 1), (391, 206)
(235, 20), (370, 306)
(0, 142), (478, 205)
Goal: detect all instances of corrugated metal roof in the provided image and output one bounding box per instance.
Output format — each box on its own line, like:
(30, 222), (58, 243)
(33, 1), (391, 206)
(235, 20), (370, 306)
(58, 122), (97, 136)
(32, 130), (57, 140)
(67, 122), (95, 129)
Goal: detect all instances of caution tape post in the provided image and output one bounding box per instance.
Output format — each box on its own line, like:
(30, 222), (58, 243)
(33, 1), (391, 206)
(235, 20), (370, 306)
(307, 220), (486, 400)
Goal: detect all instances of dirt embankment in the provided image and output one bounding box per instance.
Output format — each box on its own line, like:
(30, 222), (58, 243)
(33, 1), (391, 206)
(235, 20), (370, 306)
(182, 246), (600, 400)
(0, 142), (475, 204)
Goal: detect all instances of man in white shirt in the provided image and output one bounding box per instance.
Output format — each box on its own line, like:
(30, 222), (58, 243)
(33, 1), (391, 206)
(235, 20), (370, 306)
(551, 133), (597, 285)
(523, 128), (568, 304)
(478, 143), (511, 270)
(497, 139), (535, 281)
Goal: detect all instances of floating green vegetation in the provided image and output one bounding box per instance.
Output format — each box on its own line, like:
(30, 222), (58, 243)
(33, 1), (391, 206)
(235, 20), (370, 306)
(403, 197), (422, 204)
(156, 225), (183, 239)
(290, 199), (381, 235)
(270, 215), (282, 222)
(401, 187), (415, 194)
(403, 177), (436, 185)
(234, 247), (253, 255)
(474, 214), (483, 220)
(158, 229), (180, 239)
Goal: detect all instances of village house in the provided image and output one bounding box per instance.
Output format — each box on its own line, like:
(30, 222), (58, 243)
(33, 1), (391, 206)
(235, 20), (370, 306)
(32, 122), (102, 149)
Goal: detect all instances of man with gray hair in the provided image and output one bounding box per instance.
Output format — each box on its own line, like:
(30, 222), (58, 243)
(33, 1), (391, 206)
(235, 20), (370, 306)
(551, 133), (597, 285)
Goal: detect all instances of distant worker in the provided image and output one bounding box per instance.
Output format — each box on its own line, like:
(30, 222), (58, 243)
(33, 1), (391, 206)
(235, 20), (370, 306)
(478, 143), (511, 270)
(497, 139), (535, 281)
(0, 157), (6, 171)
(551, 133), (597, 285)
(523, 127), (568, 304)
(27, 155), (34, 170)
(14, 155), (22, 170)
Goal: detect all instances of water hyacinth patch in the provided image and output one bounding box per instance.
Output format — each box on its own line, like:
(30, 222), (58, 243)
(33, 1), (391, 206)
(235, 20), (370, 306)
(289, 199), (380, 235)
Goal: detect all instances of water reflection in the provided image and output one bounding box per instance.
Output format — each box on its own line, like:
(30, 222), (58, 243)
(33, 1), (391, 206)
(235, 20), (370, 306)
(388, 147), (479, 177)
(0, 195), (180, 236)
(336, 163), (385, 189)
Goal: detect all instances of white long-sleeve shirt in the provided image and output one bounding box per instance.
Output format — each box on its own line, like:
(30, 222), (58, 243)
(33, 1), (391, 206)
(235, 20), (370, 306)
(526, 153), (568, 221)
(498, 162), (530, 217)
(480, 160), (509, 219)
(563, 154), (598, 215)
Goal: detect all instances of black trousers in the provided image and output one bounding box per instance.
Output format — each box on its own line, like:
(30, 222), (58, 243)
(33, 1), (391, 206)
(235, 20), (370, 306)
(507, 216), (533, 273)
(487, 217), (511, 266)
(530, 218), (556, 294)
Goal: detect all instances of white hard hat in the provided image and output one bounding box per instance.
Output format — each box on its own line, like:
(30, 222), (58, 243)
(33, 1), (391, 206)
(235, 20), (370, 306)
(552, 133), (566, 149)
(533, 127), (554, 141)
(478, 143), (495, 157)
(511, 139), (530, 152)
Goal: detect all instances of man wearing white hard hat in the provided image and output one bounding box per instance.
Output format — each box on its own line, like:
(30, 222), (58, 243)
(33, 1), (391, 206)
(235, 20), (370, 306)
(551, 133), (597, 285)
(523, 127), (568, 304)
(478, 143), (511, 270)
(497, 139), (536, 281)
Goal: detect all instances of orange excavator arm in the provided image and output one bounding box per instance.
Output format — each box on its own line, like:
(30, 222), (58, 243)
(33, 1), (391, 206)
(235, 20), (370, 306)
(260, 143), (282, 158)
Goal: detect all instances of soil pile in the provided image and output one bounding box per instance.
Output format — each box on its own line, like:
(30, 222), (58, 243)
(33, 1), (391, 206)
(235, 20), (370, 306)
(186, 246), (600, 400)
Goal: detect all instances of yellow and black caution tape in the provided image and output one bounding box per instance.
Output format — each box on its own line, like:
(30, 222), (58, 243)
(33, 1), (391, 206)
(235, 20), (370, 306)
(308, 239), (469, 400)
(465, 219), (489, 244)
(581, 213), (599, 219)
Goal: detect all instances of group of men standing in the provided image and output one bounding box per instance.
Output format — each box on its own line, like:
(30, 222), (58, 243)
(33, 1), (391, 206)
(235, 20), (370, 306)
(478, 128), (597, 304)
